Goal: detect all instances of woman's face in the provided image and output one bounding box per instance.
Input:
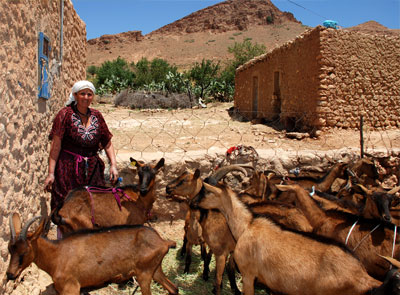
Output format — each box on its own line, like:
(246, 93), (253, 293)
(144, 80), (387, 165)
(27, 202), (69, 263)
(74, 89), (94, 109)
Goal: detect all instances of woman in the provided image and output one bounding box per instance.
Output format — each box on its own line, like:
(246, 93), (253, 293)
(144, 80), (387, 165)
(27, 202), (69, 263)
(43, 80), (119, 211)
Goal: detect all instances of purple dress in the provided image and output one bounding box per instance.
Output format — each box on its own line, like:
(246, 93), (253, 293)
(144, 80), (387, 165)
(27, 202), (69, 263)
(49, 105), (113, 210)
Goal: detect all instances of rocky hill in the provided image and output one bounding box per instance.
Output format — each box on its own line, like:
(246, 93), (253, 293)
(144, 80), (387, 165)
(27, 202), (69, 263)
(147, 0), (300, 36)
(86, 0), (398, 70)
(345, 20), (400, 36)
(86, 0), (307, 70)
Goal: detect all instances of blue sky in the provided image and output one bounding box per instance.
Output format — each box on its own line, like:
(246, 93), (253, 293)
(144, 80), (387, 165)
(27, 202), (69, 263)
(72, 0), (400, 40)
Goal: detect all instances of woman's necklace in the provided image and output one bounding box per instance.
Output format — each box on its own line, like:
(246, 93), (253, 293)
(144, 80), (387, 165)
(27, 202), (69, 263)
(76, 108), (89, 117)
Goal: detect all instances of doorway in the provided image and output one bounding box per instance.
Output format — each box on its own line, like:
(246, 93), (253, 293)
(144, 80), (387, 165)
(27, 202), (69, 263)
(272, 71), (281, 119)
(252, 76), (258, 119)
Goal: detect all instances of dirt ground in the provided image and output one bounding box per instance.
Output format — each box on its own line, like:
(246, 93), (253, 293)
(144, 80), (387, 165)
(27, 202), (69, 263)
(97, 101), (400, 163)
(5, 102), (400, 295)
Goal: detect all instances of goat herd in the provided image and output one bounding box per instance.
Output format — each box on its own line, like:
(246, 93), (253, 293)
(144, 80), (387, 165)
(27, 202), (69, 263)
(6, 156), (400, 295)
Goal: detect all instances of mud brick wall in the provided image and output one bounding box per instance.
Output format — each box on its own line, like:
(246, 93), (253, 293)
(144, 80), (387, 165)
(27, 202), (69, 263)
(0, 0), (86, 290)
(234, 26), (400, 130)
(318, 28), (400, 129)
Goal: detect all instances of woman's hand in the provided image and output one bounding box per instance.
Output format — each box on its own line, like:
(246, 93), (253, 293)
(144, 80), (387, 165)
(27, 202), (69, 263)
(44, 173), (55, 192)
(109, 165), (119, 184)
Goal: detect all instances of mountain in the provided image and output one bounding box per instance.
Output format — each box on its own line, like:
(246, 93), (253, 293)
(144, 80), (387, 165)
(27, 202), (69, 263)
(86, 0), (308, 70)
(86, 1), (399, 70)
(345, 20), (400, 36)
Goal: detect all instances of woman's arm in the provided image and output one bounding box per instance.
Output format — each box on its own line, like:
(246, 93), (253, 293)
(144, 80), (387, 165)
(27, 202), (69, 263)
(104, 140), (119, 184)
(43, 135), (62, 191)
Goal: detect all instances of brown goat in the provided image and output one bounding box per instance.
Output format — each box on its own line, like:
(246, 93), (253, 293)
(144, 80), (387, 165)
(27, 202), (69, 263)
(237, 168), (312, 232)
(274, 162), (348, 204)
(246, 201), (313, 232)
(335, 182), (400, 223)
(276, 183), (400, 281)
(348, 157), (380, 186)
(190, 182), (399, 295)
(53, 158), (164, 235)
(7, 213), (178, 295)
(166, 166), (247, 295)
(180, 205), (211, 279)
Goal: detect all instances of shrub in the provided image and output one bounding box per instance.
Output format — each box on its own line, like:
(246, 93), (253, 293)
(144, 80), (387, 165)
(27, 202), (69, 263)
(86, 65), (97, 77)
(95, 57), (135, 93)
(114, 90), (198, 109)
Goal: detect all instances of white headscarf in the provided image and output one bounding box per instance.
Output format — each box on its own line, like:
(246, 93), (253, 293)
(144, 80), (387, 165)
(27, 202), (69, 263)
(65, 80), (96, 106)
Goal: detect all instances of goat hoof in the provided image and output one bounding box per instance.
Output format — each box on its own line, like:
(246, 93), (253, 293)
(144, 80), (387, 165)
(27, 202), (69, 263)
(202, 272), (209, 281)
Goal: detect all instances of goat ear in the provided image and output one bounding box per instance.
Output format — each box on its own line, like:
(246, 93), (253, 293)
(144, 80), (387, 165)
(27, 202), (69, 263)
(155, 158), (165, 170)
(194, 169), (201, 179)
(276, 184), (290, 192)
(379, 255), (400, 269)
(10, 213), (22, 239)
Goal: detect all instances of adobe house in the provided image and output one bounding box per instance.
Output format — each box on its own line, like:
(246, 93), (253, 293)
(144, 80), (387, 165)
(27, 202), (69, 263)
(0, 0), (86, 289)
(234, 26), (400, 131)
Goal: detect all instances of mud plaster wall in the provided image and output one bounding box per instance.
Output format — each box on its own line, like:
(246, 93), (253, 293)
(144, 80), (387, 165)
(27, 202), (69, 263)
(318, 28), (400, 129)
(234, 26), (400, 130)
(234, 27), (321, 128)
(0, 0), (86, 289)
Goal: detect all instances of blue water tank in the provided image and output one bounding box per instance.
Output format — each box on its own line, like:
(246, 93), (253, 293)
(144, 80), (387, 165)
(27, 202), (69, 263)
(323, 20), (338, 29)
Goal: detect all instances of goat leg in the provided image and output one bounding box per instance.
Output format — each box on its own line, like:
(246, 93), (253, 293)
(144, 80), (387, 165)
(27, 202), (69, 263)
(212, 254), (227, 295)
(135, 272), (152, 295)
(183, 242), (192, 273)
(201, 243), (211, 281)
(153, 265), (179, 295)
(226, 254), (241, 295)
(241, 274), (255, 295)
(180, 235), (187, 258)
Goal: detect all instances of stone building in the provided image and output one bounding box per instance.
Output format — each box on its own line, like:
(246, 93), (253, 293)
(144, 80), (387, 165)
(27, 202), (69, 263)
(0, 0), (86, 290)
(234, 26), (400, 131)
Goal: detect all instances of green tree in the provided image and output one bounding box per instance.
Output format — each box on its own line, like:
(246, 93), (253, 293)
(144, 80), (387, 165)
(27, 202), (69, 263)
(189, 59), (220, 99)
(221, 40), (266, 88)
(150, 58), (175, 84)
(228, 39), (266, 70)
(95, 57), (134, 92)
(134, 58), (152, 87)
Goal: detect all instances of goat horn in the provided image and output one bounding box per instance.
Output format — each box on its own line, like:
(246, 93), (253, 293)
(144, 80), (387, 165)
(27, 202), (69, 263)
(211, 165), (248, 181)
(9, 214), (17, 243)
(379, 255), (400, 269)
(235, 164), (255, 170)
(20, 216), (41, 241)
(388, 186), (400, 195)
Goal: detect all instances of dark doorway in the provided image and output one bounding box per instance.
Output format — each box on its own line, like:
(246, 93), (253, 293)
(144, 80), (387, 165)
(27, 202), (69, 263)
(252, 76), (258, 119)
(272, 71), (281, 119)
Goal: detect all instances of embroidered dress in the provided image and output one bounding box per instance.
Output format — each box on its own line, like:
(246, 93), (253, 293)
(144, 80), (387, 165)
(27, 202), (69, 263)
(49, 105), (112, 210)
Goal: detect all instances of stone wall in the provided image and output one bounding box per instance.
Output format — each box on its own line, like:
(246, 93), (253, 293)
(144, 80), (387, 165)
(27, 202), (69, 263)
(234, 26), (400, 130)
(0, 0), (86, 291)
(318, 28), (400, 129)
(234, 27), (322, 129)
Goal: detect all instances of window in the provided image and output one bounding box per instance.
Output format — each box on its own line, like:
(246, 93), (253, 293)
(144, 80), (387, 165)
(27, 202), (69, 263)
(38, 32), (51, 99)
